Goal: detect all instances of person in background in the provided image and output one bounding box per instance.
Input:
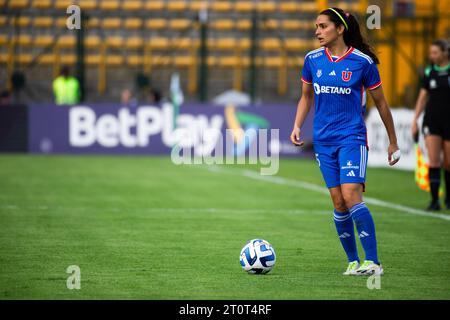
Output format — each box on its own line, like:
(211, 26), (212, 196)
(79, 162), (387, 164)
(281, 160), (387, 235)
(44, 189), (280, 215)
(411, 39), (450, 211)
(52, 65), (80, 105)
(120, 88), (138, 108)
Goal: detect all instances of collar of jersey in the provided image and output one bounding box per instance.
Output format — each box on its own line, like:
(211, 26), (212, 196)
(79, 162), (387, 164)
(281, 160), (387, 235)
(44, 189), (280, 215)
(324, 46), (354, 63)
(433, 63), (450, 71)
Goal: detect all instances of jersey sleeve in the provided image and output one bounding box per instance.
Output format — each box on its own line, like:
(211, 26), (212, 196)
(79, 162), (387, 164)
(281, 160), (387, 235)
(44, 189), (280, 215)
(301, 56), (313, 84)
(420, 66), (431, 90)
(362, 62), (382, 90)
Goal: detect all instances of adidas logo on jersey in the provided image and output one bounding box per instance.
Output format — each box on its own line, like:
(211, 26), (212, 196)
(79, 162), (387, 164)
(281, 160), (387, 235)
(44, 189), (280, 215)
(359, 231), (370, 238)
(346, 170), (356, 177)
(329, 70), (336, 76)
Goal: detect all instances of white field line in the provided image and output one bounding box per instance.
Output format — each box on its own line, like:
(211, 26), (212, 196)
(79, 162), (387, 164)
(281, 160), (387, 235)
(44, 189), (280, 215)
(204, 165), (450, 222)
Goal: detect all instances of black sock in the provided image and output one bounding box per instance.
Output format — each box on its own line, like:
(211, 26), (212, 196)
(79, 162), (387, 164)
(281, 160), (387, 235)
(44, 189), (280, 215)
(429, 167), (441, 203)
(445, 170), (450, 203)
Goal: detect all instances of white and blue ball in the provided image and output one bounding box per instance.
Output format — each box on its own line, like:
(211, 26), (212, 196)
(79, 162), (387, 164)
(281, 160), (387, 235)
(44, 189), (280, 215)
(239, 239), (276, 274)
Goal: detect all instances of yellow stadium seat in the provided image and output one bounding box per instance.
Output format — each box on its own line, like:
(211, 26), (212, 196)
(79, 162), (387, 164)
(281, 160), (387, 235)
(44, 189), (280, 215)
(210, 1), (232, 12)
(37, 54), (54, 65)
(105, 36), (124, 47)
(106, 55), (124, 66)
(87, 17), (100, 28)
(238, 38), (251, 50)
(17, 54), (33, 64)
(0, 35), (8, 45)
(34, 35), (54, 47)
(85, 35), (101, 48)
(0, 16), (7, 27)
(60, 54), (76, 64)
(34, 17), (53, 28)
(144, 1), (165, 11)
(298, 1), (318, 13)
(264, 57), (283, 68)
(189, 1), (208, 11)
(122, 0), (142, 11)
(287, 57), (305, 67)
(79, 0), (97, 10)
(54, 0), (73, 10)
(167, 1), (187, 11)
(147, 37), (170, 49)
(0, 53), (8, 63)
(235, 2), (254, 12)
(55, 17), (68, 28)
(260, 38), (281, 50)
(145, 19), (167, 30)
(236, 20), (251, 30)
(257, 1), (277, 13)
(279, 2), (299, 13)
(282, 20), (306, 30)
(99, 0), (120, 11)
(124, 18), (143, 29)
(210, 38), (237, 50)
(261, 19), (279, 30)
(9, 0), (29, 9)
(125, 37), (144, 49)
(86, 54), (101, 65)
(13, 35), (32, 46)
(169, 19), (191, 30)
(127, 55), (143, 66)
(284, 39), (315, 51)
(58, 35), (76, 47)
(102, 18), (122, 29)
(173, 37), (198, 49)
(173, 56), (192, 67)
(10, 16), (31, 27)
(210, 19), (234, 30)
(32, 0), (51, 9)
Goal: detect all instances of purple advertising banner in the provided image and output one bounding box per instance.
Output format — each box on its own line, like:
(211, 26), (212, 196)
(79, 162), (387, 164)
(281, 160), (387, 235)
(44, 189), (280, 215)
(28, 103), (314, 157)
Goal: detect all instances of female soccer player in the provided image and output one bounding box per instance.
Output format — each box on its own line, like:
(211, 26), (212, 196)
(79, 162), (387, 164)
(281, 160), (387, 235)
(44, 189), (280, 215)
(290, 8), (400, 276)
(411, 39), (450, 211)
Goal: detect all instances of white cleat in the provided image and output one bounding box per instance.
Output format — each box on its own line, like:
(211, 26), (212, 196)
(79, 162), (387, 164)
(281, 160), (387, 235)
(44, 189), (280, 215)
(355, 260), (384, 276)
(343, 261), (360, 276)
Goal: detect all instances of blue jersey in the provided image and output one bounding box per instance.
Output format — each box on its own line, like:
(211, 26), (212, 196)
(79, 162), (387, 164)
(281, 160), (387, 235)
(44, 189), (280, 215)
(301, 46), (381, 146)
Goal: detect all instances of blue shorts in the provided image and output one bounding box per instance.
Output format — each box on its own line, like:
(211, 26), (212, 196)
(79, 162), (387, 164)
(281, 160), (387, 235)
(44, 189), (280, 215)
(313, 143), (368, 190)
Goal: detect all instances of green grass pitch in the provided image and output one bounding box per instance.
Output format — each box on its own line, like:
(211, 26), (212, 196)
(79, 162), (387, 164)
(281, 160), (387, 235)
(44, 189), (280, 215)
(1, 154), (449, 299)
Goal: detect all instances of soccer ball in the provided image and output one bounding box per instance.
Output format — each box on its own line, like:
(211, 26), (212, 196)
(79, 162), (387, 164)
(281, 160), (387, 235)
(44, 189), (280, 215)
(239, 239), (276, 274)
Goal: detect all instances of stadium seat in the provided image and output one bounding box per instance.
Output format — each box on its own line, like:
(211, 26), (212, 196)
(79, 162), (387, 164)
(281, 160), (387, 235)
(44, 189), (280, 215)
(257, 1), (277, 13)
(0, 16), (6, 27)
(16, 54), (33, 64)
(125, 37), (144, 49)
(173, 37), (198, 49)
(85, 54), (101, 65)
(167, 1), (187, 12)
(144, 1), (165, 11)
(235, 2), (254, 12)
(145, 19), (167, 30)
(169, 19), (191, 30)
(126, 55), (142, 66)
(279, 2), (300, 13)
(105, 55), (124, 66)
(210, 19), (235, 31)
(34, 35), (54, 47)
(210, 1), (232, 12)
(105, 36), (124, 48)
(55, 17), (68, 28)
(99, 0), (120, 11)
(54, 0), (73, 10)
(210, 38), (237, 50)
(102, 18), (122, 29)
(0, 34), (8, 45)
(33, 17), (53, 28)
(85, 35), (101, 48)
(189, 1), (208, 11)
(297, 1), (318, 13)
(124, 18), (143, 30)
(173, 56), (192, 67)
(87, 17), (100, 28)
(122, 0), (142, 11)
(281, 20), (311, 31)
(260, 38), (281, 50)
(284, 39), (316, 51)
(261, 19), (279, 30)
(11, 17), (31, 28)
(31, 0), (52, 9)
(57, 35), (76, 47)
(9, 0), (29, 9)
(147, 37), (170, 49)
(236, 20), (251, 30)
(12, 35), (32, 46)
(78, 0), (97, 10)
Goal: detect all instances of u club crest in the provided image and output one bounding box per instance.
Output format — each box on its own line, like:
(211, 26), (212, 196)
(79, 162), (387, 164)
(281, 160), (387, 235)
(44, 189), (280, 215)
(342, 70), (352, 82)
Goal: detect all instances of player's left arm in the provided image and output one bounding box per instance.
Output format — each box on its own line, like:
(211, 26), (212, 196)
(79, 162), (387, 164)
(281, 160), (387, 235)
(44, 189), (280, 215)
(368, 86), (400, 166)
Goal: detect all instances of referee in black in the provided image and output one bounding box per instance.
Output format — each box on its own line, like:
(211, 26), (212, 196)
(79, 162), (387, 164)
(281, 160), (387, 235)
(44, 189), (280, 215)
(412, 39), (450, 210)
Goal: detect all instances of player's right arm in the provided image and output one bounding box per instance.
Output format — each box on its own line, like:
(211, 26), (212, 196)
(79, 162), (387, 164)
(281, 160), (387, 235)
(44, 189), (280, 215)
(411, 88), (428, 139)
(290, 82), (314, 146)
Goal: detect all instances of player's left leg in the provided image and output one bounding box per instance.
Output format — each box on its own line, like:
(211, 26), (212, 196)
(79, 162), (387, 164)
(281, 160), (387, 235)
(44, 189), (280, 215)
(443, 139), (450, 209)
(339, 144), (383, 276)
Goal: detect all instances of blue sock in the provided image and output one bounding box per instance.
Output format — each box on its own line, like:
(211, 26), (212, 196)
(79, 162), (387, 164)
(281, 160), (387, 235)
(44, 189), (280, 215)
(350, 202), (379, 264)
(333, 209), (359, 262)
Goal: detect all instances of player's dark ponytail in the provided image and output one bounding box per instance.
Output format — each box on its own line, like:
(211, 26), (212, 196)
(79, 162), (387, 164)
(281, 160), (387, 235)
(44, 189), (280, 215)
(320, 7), (380, 64)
